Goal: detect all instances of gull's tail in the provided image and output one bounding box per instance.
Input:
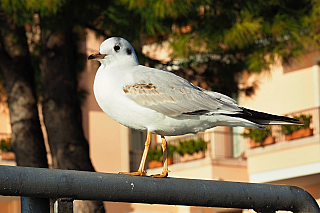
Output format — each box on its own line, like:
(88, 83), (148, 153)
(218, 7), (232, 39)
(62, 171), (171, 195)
(214, 107), (301, 130)
(235, 107), (301, 126)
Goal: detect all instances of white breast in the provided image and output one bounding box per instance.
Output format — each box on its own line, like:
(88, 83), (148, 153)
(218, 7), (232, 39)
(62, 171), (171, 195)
(93, 64), (157, 132)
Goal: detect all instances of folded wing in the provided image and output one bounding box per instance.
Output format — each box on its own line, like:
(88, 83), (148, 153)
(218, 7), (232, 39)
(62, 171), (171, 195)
(124, 65), (300, 127)
(123, 66), (242, 117)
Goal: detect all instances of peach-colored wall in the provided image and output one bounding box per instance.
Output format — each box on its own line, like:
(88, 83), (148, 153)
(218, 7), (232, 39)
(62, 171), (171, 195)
(305, 184), (320, 199)
(212, 164), (248, 182)
(239, 57), (319, 114)
(0, 105), (11, 135)
(81, 29), (106, 140)
(240, 53), (320, 178)
(106, 202), (178, 213)
(247, 139), (320, 174)
(169, 158), (214, 180)
(239, 53), (320, 206)
(147, 158), (248, 182)
(89, 111), (122, 173)
(0, 197), (20, 213)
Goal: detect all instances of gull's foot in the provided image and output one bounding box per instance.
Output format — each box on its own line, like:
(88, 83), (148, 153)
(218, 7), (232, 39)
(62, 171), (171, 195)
(119, 171), (147, 176)
(151, 170), (169, 178)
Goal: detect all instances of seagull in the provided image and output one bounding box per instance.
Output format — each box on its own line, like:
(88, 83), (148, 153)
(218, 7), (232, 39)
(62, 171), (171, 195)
(88, 37), (300, 178)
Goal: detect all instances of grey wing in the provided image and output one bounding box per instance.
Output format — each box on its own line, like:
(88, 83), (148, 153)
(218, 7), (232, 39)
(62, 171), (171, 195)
(123, 65), (242, 117)
(193, 85), (237, 105)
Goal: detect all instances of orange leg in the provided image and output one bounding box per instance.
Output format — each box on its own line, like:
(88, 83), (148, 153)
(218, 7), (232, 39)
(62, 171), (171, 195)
(119, 131), (151, 176)
(152, 135), (169, 178)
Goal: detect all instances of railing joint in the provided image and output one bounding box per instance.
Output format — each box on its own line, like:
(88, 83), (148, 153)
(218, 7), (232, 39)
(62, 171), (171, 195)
(53, 198), (74, 213)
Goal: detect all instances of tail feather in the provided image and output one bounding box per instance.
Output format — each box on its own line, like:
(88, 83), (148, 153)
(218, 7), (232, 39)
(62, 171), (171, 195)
(228, 107), (301, 126)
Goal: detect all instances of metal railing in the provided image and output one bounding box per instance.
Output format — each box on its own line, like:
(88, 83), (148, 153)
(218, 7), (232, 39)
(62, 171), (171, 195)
(0, 165), (319, 213)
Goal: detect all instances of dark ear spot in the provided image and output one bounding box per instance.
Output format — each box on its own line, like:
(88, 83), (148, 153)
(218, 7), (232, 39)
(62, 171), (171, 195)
(126, 48), (132, 55)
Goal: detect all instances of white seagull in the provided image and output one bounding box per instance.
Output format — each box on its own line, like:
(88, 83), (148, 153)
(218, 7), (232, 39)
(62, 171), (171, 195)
(88, 37), (299, 178)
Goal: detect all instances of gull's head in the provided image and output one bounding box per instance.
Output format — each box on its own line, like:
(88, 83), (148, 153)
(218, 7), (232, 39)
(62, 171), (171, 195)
(88, 37), (139, 66)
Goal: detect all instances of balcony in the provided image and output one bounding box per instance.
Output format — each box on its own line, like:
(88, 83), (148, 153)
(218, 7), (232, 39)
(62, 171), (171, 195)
(245, 107), (320, 185)
(142, 127), (248, 181)
(166, 127), (246, 163)
(128, 128), (247, 167)
(246, 106), (319, 153)
(270, 106), (319, 143)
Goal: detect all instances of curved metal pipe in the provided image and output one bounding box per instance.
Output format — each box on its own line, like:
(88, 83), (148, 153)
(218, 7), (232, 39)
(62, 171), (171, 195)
(0, 165), (318, 212)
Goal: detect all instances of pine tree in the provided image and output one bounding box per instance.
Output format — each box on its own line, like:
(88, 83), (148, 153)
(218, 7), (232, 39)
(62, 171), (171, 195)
(117, 0), (319, 97)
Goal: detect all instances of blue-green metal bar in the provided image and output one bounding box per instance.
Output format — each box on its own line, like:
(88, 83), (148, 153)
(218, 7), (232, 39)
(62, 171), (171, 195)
(21, 197), (50, 213)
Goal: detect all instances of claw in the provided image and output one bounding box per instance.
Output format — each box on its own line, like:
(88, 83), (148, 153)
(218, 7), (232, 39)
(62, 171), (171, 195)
(151, 170), (169, 178)
(119, 171), (147, 176)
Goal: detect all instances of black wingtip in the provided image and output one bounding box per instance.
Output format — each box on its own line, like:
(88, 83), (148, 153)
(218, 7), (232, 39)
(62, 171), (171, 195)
(238, 107), (303, 125)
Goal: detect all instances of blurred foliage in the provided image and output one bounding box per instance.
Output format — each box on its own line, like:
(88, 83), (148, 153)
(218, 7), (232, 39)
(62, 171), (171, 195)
(0, 138), (12, 152)
(147, 145), (162, 162)
(280, 114), (312, 135)
(242, 126), (272, 143)
(146, 143), (176, 162)
(167, 144), (176, 157)
(166, 0), (317, 96)
(147, 138), (207, 161)
(176, 138), (207, 156)
(119, 0), (193, 35)
(0, 0), (66, 25)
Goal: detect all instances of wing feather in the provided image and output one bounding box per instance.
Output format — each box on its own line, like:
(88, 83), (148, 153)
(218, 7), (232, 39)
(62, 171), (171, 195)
(123, 65), (242, 117)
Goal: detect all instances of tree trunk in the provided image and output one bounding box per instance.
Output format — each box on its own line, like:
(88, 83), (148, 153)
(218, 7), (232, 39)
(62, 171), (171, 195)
(40, 29), (105, 212)
(0, 13), (48, 168)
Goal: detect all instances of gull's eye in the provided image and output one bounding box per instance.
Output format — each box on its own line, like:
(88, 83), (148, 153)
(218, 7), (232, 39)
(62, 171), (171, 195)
(114, 45), (120, 52)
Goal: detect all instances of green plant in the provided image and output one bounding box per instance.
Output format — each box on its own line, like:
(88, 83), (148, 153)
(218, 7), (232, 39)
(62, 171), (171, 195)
(195, 138), (207, 152)
(242, 126), (272, 143)
(0, 138), (12, 152)
(280, 114), (312, 135)
(176, 138), (207, 156)
(167, 144), (176, 157)
(147, 146), (162, 162)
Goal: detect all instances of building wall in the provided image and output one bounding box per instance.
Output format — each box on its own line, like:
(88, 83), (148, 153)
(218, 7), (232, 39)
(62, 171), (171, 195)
(147, 157), (248, 182)
(239, 52), (320, 176)
(239, 52), (320, 207)
(88, 111), (130, 173)
(105, 202), (178, 213)
(247, 136), (320, 183)
(0, 197), (20, 213)
(239, 52), (320, 114)
(248, 138), (320, 174)
(0, 104), (11, 137)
